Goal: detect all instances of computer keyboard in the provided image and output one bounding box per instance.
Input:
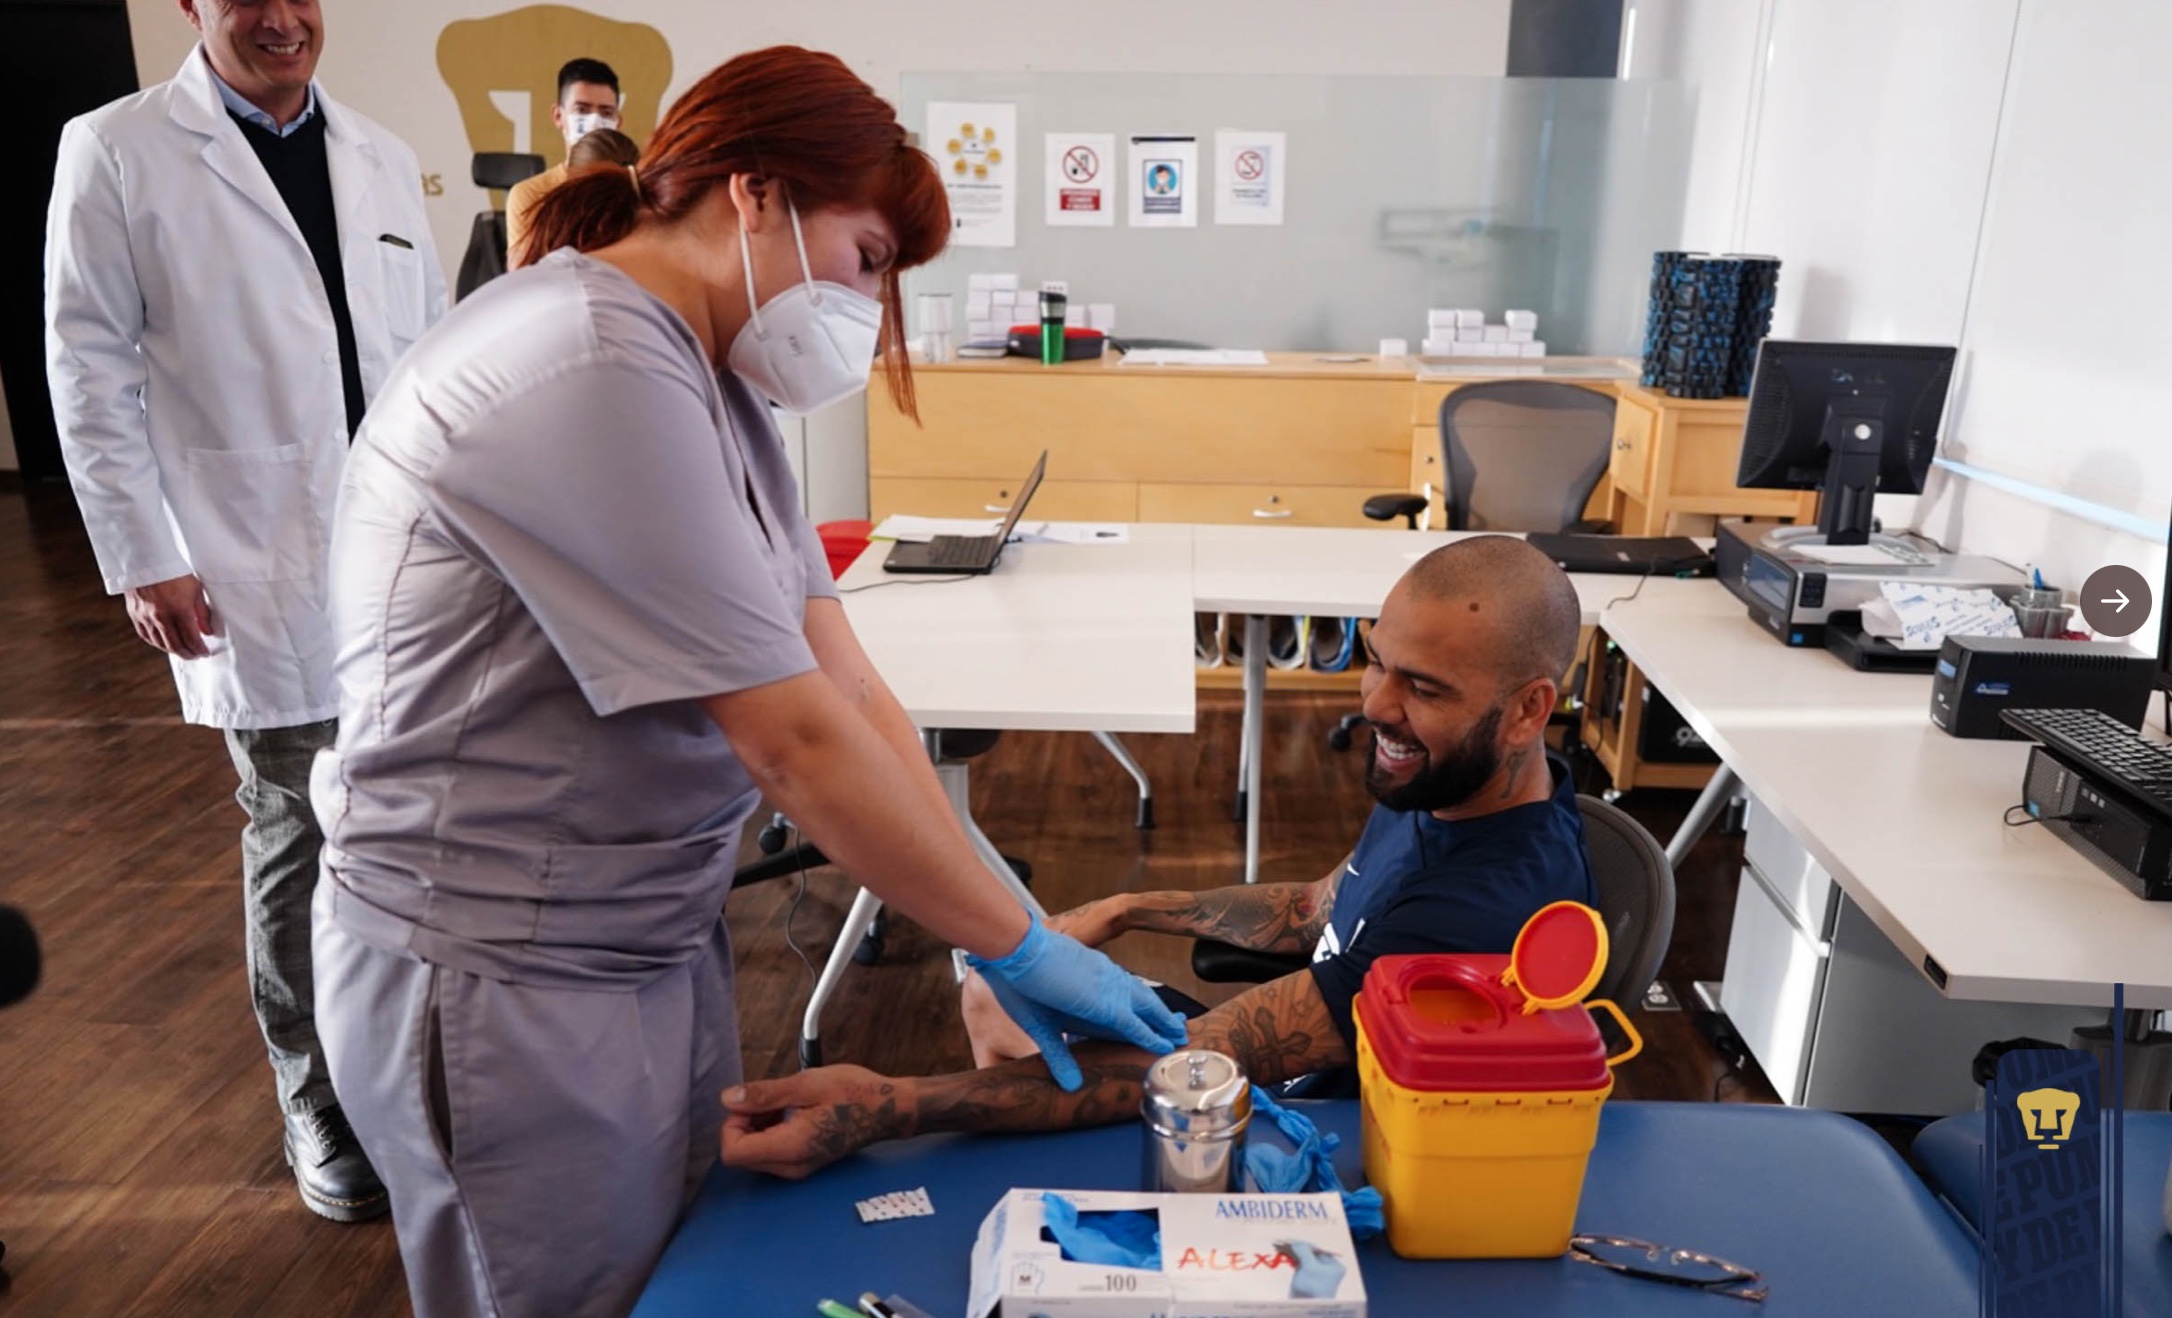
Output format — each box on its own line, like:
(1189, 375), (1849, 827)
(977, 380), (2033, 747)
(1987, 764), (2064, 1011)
(2000, 707), (2172, 810)
(923, 534), (997, 568)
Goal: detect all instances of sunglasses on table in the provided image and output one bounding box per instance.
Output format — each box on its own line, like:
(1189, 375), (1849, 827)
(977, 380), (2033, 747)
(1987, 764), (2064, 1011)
(1568, 1233), (1768, 1303)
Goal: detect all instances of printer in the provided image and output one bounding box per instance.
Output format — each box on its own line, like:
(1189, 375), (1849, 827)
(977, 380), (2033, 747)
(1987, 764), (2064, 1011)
(1715, 520), (2024, 647)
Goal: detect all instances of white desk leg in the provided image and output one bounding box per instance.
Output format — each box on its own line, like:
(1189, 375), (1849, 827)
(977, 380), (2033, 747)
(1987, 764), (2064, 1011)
(1243, 614), (1267, 884)
(1665, 764), (1742, 871)
(798, 886), (882, 1068)
(1234, 629), (1255, 823)
(1091, 730), (1155, 829)
(938, 758), (1047, 920)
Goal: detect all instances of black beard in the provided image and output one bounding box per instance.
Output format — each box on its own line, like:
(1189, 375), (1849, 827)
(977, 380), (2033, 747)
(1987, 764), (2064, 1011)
(1365, 703), (1507, 813)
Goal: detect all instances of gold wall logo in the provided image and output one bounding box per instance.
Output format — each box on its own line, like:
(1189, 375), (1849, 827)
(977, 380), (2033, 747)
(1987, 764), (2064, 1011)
(2016, 1086), (2081, 1150)
(437, 5), (673, 175)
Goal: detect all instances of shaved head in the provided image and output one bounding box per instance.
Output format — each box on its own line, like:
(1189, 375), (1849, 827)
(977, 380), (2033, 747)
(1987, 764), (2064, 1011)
(1402, 535), (1583, 690)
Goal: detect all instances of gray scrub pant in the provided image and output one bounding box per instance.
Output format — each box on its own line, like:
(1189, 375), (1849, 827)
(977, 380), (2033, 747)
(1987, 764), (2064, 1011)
(223, 719), (339, 1116)
(313, 906), (740, 1318)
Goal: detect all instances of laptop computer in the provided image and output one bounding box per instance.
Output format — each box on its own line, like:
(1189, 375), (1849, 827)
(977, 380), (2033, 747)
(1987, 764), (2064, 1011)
(883, 451), (1048, 575)
(1524, 532), (1715, 577)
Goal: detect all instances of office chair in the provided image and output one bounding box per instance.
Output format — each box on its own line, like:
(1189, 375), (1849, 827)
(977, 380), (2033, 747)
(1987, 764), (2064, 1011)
(455, 152), (545, 301)
(1334, 381), (1620, 748)
(1189, 796), (1676, 1018)
(1363, 380), (1618, 533)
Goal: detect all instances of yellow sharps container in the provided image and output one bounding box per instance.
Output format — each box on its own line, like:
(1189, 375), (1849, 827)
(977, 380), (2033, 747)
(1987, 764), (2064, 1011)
(1354, 900), (1642, 1259)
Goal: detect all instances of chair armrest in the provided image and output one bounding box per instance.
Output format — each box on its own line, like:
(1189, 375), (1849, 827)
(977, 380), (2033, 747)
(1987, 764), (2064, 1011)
(1363, 493), (1430, 526)
(1191, 939), (1312, 985)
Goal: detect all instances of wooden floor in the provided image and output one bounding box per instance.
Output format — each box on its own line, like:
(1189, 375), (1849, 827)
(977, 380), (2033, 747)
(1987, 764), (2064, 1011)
(0, 480), (1774, 1315)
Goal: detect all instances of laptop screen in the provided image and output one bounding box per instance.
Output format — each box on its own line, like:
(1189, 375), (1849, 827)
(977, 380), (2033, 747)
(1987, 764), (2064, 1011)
(993, 451), (1049, 544)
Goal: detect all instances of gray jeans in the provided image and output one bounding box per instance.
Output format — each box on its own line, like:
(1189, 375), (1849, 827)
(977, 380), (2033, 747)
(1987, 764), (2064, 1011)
(223, 719), (338, 1116)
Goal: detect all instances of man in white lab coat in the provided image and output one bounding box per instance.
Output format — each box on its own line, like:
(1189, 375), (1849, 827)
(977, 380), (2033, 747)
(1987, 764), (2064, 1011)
(44, 0), (443, 1222)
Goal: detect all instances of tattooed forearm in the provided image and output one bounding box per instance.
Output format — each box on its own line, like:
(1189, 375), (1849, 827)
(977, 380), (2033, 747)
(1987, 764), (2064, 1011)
(908, 1054), (1150, 1137)
(1188, 972), (1352, 1087)
(1119, 878), (1337, 954)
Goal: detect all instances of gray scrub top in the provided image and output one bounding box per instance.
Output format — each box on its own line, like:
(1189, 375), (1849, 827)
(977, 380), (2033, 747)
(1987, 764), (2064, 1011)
(312, 249), (838, 990)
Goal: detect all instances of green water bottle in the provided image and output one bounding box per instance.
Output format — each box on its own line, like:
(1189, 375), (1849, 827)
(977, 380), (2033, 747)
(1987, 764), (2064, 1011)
(1038, 282), (1069, 365)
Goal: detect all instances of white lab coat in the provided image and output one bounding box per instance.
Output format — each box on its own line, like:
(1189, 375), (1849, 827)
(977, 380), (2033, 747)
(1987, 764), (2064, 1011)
(45, 48), (446, 729)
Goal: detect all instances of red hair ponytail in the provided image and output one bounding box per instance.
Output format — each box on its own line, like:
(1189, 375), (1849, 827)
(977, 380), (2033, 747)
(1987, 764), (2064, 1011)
(522, 46), (950, 415)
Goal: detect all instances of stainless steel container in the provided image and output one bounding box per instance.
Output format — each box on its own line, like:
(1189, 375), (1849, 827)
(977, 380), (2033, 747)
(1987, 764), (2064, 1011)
(1141, 1050), (1251, 1193)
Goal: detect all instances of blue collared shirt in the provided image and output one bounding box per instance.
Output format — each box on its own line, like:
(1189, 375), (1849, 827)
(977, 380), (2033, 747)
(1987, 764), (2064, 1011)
(208, 59), (319, 138)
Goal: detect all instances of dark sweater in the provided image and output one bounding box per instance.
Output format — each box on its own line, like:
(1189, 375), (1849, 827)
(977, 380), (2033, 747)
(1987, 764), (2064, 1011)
(232, 112), (366, 437)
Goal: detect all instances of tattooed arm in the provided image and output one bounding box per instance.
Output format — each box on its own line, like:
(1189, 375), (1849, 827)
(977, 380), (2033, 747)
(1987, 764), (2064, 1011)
(1052, 855), (1349, 954)
(721, 970), (1350, 1179)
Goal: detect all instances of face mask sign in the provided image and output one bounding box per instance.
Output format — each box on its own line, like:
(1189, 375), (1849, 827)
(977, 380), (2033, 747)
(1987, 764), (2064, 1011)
(726, 197), (884, 415)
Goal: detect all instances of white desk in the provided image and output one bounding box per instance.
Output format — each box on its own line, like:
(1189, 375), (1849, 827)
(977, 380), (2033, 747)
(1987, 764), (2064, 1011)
(1604, 582), (2172, 1111)
(1604, 586), (2172, 1011)
(839, 525), (1196, 734)
(1188, 525), (1695, 882)
(794, 528), (1195, 1064)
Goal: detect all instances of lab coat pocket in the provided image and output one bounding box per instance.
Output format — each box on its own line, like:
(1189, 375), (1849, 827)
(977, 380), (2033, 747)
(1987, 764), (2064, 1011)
(378, 242), (428, 344)
(180, 443), (316, 584)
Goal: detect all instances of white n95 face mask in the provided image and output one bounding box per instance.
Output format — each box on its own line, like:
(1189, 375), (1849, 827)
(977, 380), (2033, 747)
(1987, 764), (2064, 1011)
(726, 200), (884, 415)
(565, 111), (619, 139)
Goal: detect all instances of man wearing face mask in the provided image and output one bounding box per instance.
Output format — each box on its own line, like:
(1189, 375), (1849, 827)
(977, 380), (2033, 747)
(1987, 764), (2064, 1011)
(310, 48), (1184, 1315)
(506, 56), (621, 268)
(719, 537), (1602, 1182)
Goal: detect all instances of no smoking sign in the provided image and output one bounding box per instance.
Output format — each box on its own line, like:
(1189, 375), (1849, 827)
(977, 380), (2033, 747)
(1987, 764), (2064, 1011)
(1062, 146), (1099, 184)
(1233, 149), (1266, 181)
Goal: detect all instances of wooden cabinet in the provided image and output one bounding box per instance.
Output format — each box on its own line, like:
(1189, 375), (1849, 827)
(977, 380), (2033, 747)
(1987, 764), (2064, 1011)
(867, 477), (1138, 521)
(1137, 483), (1386, 528)
(1601, 386), (1819, 534)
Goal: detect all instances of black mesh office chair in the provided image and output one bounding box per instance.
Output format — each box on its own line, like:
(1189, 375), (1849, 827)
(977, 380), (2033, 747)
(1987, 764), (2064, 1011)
(1190, 795), (1676, 1018)
(455, 152), (545, 302)
(1363, 380), (1618, 533)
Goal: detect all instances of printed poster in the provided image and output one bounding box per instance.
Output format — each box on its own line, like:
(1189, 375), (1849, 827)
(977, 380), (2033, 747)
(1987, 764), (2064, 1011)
(1044, 131), (1115, 227)
(927, 101), (1016, 247)
(1214, 129), (1286, 226)
(1127, 135), (1198, 228)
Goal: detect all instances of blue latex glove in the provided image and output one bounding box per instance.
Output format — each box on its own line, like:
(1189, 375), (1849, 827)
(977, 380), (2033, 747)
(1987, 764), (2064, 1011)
(1277, 1239), (1348, 1299)
(1245, 1087), (1385, 1240)
(967, 920), (1188, 1090)
(1040, 1194), (1163, 1269)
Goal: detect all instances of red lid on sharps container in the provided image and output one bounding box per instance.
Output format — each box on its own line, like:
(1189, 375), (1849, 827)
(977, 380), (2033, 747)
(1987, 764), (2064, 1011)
(1355, 902), (1616, 1093)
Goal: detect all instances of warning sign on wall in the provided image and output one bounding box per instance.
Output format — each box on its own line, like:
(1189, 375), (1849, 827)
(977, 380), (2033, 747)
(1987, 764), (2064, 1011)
(1044, 132), (1114, 228)
(1214, 129), (1286, 227)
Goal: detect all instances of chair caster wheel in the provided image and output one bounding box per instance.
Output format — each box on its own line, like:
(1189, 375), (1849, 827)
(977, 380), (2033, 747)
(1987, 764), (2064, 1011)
(1327, 727), (1353, 752)
(853, 916), (886, 966)
(1004, 856), (1033, 885)
(1231, 789), (1248, 822)
(798, 1037), (822, 1068)
(757, 821), (789, 855)
(1602, 787), (1624, 804)
(1136, 799), (1156, 830)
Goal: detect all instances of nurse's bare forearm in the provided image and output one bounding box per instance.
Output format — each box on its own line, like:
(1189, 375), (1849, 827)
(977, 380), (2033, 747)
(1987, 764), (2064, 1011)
(802, 599), (965, 845)
(705, 674), (1029, 959)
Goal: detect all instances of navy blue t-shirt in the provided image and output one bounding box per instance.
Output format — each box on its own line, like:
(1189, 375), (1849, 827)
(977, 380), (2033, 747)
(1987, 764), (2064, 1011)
(1306, 755), (1597, 1052)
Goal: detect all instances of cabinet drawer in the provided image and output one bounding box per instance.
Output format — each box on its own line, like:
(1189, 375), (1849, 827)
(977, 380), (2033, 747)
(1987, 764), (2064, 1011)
(869, 477), (1137, 522)
(1410, 426), (1443, 526)
(1743, 796), (1840, 939)
(1721, 860), (1831, 1106)
(1609, 402), (1655, 499)
(1137, 483), (1387, 528)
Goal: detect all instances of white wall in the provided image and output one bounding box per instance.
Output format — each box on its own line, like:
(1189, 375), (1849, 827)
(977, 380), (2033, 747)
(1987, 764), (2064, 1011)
(125, 1), (1514, 283)
(1652, 0), (2171, 625)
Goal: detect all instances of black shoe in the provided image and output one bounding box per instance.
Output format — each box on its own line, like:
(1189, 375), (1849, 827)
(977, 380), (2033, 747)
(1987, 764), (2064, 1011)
(284, 1105), (389, 1223)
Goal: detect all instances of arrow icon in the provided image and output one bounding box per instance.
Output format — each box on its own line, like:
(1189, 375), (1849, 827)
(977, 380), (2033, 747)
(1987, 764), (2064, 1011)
(2102, 589), (2131, 613)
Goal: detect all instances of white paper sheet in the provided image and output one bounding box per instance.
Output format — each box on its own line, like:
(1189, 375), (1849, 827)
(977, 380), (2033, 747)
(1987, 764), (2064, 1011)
(1127, 135), (1198, 228)
(927, 102), (1016, 247)
(869, 516), (1130, 545)
(1118, 349), (1270, 366)
(1214, 129), (1287, 226)
(1044, 131), (1115, 227)
(1867, 581), (2023, 650)
(1794, 540), (1936, 567)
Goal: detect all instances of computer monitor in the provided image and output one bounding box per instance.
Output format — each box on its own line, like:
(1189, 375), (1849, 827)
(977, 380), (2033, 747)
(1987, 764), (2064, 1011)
(2158, 500), (2172, 694)
(1736, 341), (1956, 546)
